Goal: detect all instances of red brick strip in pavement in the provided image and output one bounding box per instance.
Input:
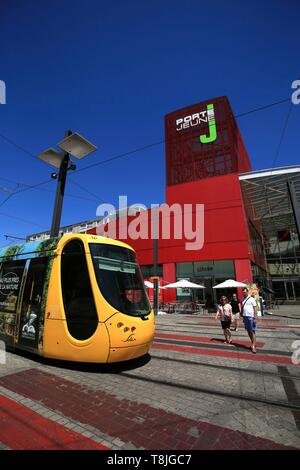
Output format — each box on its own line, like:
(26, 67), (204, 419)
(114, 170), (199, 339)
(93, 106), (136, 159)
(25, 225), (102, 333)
(152, 342), (293, 365)
(0, 394), (109, 450)
(176, 321), (289, 329)
(155, 332), (265, 348)
(261, 325), (300, 329)
(186, 322), (299, 330)
(0, 369), (295, 450)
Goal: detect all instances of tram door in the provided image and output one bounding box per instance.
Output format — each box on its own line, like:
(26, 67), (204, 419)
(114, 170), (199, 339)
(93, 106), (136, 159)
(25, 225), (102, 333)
(17, 258), (48, 350)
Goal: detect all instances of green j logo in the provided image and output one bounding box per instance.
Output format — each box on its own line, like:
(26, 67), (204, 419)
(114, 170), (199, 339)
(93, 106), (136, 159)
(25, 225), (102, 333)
(199, 104), (217, 144)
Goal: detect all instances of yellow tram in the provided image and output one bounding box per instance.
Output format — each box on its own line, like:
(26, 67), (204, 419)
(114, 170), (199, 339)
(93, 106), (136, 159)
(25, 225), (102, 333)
(0, 234), (155, 362)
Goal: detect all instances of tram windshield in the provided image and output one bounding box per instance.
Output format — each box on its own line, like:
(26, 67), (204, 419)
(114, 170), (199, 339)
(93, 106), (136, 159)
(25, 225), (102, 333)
(89, 243), (151, 317)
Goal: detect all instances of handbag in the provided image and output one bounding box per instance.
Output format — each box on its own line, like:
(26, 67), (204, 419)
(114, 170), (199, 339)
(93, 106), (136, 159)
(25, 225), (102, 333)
(240, 296), (251, 317)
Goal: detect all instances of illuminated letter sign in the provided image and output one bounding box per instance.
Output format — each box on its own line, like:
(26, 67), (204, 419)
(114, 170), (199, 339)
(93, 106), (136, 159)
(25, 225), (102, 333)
(175, 103), (217, 144)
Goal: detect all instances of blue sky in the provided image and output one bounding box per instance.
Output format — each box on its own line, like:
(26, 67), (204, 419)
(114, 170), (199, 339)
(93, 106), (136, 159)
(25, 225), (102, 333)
(0, 0), (299, 247)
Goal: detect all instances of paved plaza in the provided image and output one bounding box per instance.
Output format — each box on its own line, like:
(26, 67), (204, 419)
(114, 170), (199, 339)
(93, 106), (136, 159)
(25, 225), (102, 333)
(0, 306), (300, 450)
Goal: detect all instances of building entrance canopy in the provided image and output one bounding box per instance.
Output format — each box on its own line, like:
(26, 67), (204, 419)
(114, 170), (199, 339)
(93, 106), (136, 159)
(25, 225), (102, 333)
(240, 166), (300, 302)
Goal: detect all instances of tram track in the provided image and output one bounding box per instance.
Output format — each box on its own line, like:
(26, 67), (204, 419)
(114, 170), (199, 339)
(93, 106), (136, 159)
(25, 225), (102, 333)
(119, 367), (300, 413)
(150, 352), (300, 382)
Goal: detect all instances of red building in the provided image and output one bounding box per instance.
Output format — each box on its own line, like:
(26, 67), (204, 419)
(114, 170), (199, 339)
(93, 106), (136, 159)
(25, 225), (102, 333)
(88, 96), (269, 304)
(28, 97), (300, 302)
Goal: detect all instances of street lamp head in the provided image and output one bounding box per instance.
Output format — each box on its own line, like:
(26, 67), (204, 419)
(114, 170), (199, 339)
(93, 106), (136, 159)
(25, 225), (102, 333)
(57, 132), (97, 159)
(37, 148), (64, 169)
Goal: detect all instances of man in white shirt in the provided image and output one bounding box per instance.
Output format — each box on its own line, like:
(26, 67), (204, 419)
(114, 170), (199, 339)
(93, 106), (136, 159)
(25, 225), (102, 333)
(241, 287), (257, 353)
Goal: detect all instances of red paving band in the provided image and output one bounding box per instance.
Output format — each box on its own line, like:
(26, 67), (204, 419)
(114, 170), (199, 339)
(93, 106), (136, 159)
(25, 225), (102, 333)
(155, 331), (265, 348)
(153, 331), (292, 365)
(0, 394), (109, 450)
(152, 343), (293, 364)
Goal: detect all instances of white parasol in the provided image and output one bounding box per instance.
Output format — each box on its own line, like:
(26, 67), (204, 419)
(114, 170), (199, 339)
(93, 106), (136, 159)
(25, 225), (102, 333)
(213, 279), (247, 289)
(164, 279), (205, 289)
(144, 280), (166, 289)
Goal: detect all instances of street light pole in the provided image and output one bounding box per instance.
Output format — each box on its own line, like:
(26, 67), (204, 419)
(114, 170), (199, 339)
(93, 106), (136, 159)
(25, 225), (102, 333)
(152, 205), (159, 315)
(50, 130), (72, 238)
(38, 130), (97, 239)
(153, 238), (159, 316)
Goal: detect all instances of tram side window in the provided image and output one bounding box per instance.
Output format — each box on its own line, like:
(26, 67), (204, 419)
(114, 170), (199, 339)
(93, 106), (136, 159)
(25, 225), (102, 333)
(0, 260), (26, 336)
(18, 258), (48, 347)
(61, 240), (98, 340)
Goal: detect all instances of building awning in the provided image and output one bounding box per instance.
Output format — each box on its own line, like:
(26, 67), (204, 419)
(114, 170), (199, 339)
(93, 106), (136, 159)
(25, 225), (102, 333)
(239, 165), (300, 234)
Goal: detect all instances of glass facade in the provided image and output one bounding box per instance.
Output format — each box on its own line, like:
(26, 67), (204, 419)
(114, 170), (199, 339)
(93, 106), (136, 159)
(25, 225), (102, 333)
(264, 216), (300, 301)
(177, 260), (235, 278)
(251, 263), (268, 284)
(141, 265), (163, 278)
(176, 260), (235, 304)
(240, 169), (300, 303)
(248, 222), (265, 259)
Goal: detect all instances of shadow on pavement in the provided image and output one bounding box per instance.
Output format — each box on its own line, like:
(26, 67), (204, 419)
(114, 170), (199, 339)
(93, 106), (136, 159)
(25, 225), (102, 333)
(210, 337), (251, 352)
(12, 348), (152, 373)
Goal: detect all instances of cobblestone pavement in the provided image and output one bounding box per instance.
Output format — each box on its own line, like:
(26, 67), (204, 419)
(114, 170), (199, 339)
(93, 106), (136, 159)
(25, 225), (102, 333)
(0, 308), (300, 450)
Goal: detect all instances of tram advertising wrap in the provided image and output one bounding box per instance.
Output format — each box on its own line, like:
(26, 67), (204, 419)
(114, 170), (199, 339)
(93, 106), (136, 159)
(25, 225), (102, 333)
(0, 234), (155, 362)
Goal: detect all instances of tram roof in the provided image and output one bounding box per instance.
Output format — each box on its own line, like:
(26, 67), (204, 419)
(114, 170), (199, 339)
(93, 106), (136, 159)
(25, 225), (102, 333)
(0, 233), (134, 260)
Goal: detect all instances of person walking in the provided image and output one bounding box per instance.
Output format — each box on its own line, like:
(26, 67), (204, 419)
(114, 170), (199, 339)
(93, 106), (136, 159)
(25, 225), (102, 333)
(215, 296), (233, 344)
(230, 293), (241, 331)
(241, 287), (257, 353)
(258, 286), (265, 317)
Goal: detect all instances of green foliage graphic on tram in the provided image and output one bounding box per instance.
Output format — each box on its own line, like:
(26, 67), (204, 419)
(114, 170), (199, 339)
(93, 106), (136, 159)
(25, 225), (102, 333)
(0, 238), (59, 343)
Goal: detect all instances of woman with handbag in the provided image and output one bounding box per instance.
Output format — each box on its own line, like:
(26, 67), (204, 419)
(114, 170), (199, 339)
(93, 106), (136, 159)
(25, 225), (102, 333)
(215, 296), (233, 344)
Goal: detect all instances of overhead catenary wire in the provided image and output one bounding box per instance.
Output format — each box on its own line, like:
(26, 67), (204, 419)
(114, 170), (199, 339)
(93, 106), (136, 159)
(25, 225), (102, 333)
(242, 100), (295, 213)
(0, 179), (53, 209)
(0, 176), (99, 202)
(4, 235), (27, 241)
(0, 96), (291, 179)
(0, 211), (49, 229)
(0, 131), (43, 164)
(68, 178), (107, 203)
(75, 97), (291, 175)
(270, 102), (293, 171)
(0, 95), (293, 231)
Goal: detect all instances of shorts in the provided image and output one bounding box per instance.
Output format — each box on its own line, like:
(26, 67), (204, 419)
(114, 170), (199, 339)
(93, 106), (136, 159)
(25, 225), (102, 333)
(243, 317), (257, 332)
(221, 320), (231, 330)
(232, 313), (240, 320)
